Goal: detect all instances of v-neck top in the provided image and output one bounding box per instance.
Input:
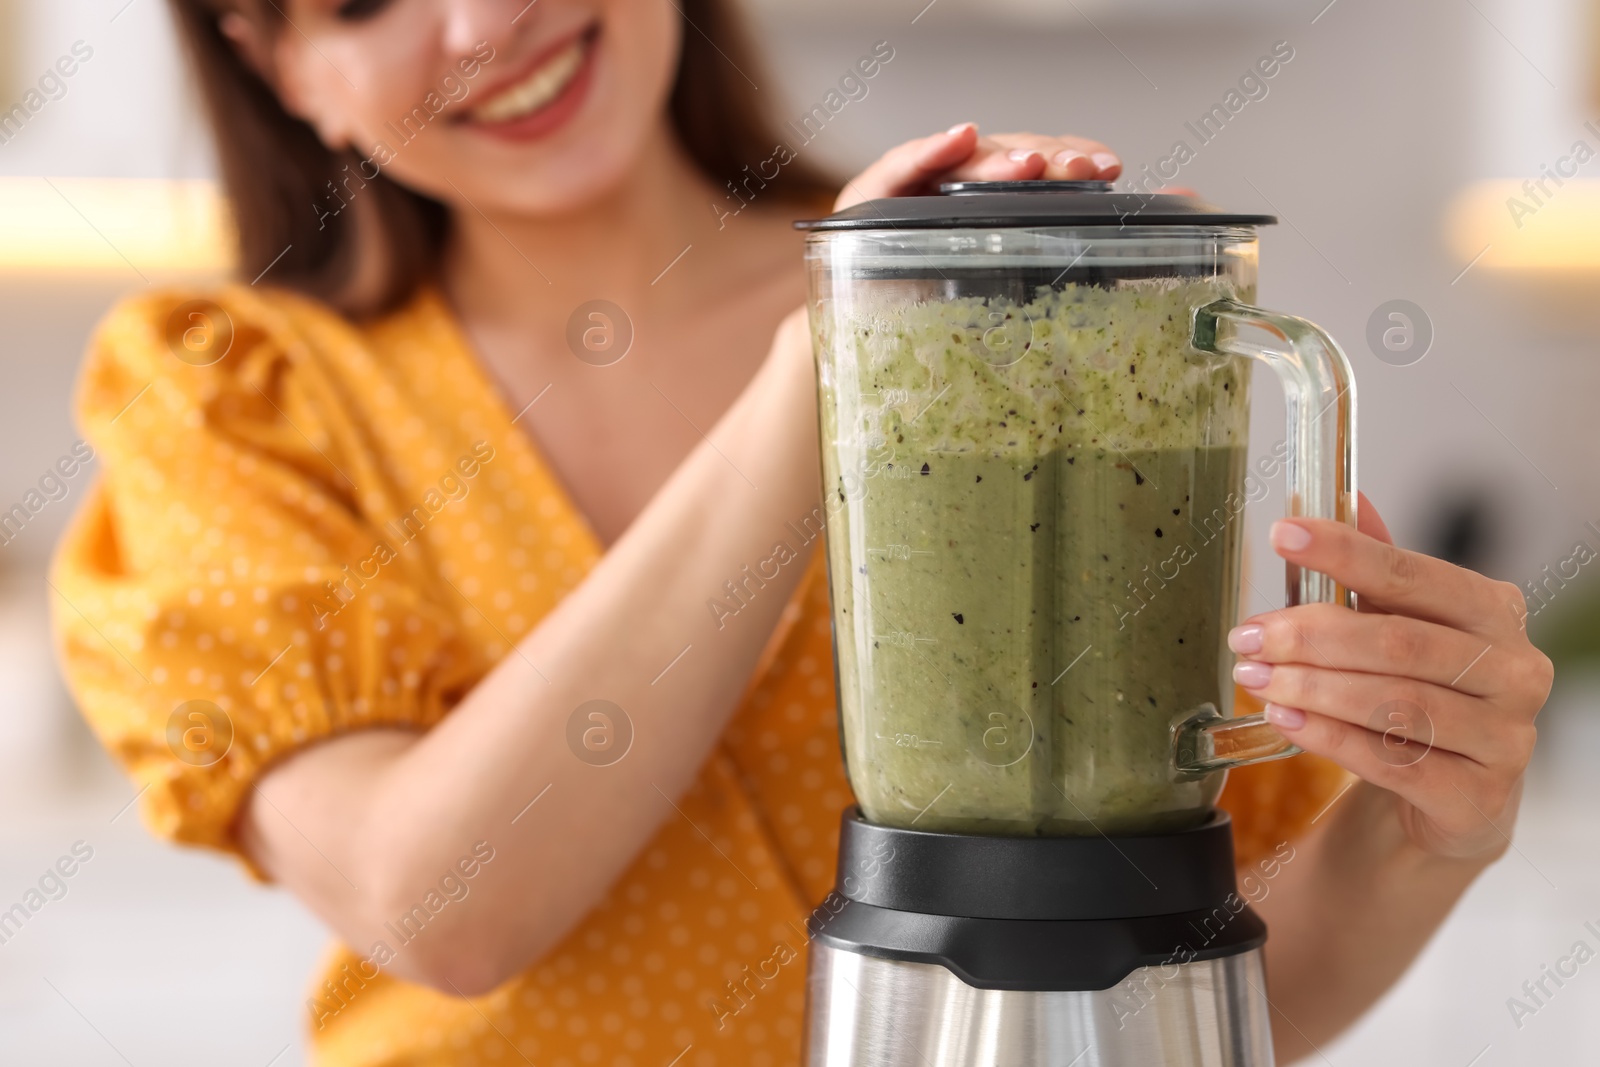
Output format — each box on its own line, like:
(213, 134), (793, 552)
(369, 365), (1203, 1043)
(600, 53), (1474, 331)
(51, 284), (1349, 1067)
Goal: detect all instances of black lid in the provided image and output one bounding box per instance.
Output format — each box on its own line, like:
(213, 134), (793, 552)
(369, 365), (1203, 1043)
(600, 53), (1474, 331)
(794, 179), (1276, 232)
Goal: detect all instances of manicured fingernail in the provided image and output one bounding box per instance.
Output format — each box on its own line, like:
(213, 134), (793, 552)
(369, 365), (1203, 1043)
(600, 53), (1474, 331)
(1270, 521), (1313, 552)
(1264, 703), (1307, 730)
(1008, 148), (1042, 164)
(1091, 152), (1121, 172)
(1233, 661), (1273, 689)
(1228, 624), (1264, 654)
(947, 122), (976, 136)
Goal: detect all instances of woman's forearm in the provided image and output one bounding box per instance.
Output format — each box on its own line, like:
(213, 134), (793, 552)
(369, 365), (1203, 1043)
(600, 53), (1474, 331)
(239, 311), (825, 993)
(1255, 779), (1510, 1063)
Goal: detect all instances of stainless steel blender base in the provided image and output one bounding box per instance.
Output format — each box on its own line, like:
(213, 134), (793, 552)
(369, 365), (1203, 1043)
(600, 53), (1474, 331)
(805, 941), (1275, 1067)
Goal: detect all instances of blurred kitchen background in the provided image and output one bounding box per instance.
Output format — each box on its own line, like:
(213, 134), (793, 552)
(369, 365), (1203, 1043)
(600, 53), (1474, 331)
(2, 0), (1598, 1062)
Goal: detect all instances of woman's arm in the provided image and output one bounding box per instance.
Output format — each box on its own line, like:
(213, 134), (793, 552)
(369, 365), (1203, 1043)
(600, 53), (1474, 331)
(1231, 495), (1550, 1061)
(239, 125), (1130, 996)
(1254, 780), (1509, 1061)
(239, 306), (824, 996)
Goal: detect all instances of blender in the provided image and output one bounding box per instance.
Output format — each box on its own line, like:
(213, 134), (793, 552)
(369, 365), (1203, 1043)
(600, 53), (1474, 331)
(795, 181), (1356, 1066)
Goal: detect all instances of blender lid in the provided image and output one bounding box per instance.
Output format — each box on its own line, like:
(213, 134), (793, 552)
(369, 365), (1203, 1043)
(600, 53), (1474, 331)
(794, 179), (1277, 231)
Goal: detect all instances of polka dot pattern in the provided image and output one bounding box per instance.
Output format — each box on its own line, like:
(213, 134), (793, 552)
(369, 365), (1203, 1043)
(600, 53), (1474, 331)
(50, 286), (1344, 1066)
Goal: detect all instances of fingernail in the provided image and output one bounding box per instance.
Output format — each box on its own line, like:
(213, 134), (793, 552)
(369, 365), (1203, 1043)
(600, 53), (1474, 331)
(1264, 703), (1307, 730)
(947, 122), (976, 136)
(1228, 623), (1264, 654)
(1270, 521), (1313, 552)
(1053, 149), (1087, 166)
(1233, 661), (1273, 689)
(1009, 148), (1042, 164)
(1090, 152), (1121, 172)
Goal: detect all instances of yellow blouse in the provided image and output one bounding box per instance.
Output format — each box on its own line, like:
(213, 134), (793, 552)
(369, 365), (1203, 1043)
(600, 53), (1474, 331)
(52, 284), (1346, 1067)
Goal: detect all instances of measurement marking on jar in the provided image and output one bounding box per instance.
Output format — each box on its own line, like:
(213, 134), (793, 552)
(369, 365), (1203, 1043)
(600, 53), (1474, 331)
(1050, 643), (1095, 685)
(875, 732), (943, 749)
(868, 544), (933, 561)
(873, 630), (935, 649)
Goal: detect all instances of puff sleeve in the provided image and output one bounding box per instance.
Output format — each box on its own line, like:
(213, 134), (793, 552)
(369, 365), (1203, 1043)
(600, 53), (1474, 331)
(50, 288), (488, 868)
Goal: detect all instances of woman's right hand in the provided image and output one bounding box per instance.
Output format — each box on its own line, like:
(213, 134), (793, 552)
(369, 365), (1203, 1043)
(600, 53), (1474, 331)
(835, 123), (1124, 210)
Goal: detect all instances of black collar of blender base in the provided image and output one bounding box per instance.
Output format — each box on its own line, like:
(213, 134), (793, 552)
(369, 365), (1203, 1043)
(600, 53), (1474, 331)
(831, 807), (1246, 922)
(793, 179), (1276, 231)
(810, 899), (1268, 992)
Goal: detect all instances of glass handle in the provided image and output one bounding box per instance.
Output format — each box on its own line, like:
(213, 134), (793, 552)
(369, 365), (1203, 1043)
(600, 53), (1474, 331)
(1173, 299), (1358, 775)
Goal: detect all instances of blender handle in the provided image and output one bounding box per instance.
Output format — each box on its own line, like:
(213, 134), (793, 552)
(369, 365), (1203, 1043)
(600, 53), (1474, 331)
(1172, 298), (1358, 776)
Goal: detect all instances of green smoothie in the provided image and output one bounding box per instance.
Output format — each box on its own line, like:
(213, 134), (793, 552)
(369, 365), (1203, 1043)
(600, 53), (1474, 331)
(816, 276), (1253, 835)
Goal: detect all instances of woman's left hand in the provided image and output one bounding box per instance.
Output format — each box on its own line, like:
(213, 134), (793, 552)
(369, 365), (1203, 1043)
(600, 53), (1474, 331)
(1230, 492), (1553, 860)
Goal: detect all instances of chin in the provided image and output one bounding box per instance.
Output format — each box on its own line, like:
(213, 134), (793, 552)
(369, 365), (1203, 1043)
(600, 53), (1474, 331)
(419, 120), (648, 219)
(519, 155), (640, 216)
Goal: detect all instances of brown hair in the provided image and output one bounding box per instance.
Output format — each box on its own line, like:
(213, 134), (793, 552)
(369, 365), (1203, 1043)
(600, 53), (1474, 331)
(168, 0), (837, 317)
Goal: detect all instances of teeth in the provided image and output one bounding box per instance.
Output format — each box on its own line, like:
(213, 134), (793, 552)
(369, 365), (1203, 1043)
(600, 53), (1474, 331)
(470, 37), (586, 124)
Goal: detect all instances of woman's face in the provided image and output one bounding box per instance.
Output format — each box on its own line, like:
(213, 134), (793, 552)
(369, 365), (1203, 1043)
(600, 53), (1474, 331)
(267, 0), (682, 215)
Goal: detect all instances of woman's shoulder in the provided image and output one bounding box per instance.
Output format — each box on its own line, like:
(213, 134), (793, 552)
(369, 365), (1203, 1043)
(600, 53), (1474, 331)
(78, 283), (434, 430)
(89, 283), (358, 378)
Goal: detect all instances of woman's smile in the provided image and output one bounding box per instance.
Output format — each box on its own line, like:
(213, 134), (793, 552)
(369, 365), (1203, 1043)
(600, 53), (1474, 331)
(461, 22), (599, 141)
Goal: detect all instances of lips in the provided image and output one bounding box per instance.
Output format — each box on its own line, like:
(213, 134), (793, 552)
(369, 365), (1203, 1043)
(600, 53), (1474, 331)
(462, 24), (597, 140)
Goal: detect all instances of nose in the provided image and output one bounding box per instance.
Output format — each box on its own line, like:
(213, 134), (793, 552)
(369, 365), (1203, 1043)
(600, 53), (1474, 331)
(440, 0), (522, 61)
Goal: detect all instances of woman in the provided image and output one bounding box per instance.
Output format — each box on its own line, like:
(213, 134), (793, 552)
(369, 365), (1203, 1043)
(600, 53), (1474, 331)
(50, 0), (1550, 1064)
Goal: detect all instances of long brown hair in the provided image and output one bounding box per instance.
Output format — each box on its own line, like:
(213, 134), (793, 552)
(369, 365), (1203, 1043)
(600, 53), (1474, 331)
(168, 0), (837, 317)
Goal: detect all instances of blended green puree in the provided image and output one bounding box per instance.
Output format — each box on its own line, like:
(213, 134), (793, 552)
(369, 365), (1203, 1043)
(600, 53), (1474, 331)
(816, 276), (1253, 835)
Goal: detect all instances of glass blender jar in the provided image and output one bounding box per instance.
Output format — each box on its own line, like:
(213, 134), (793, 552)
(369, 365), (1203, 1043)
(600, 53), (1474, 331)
(796, 180), (1356, 1067)
(802, 180), (1355, 840)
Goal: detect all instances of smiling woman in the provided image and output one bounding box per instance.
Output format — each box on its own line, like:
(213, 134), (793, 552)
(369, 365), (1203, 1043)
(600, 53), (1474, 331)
(49, 1), (1520, 1065)
(165, 0), (836, 316)
(466, 24), (590, 133)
